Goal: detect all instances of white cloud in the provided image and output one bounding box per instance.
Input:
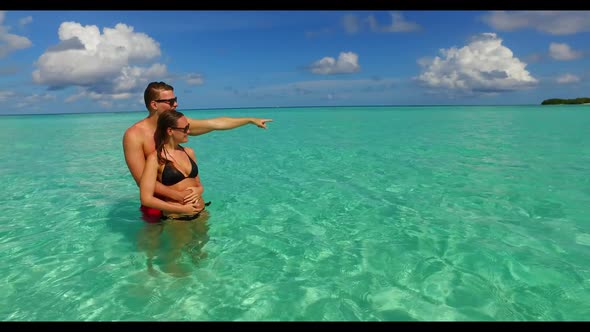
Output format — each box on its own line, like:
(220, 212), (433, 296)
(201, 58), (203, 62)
(186, 73), (204, 85)
(417, 33), (538, 93)
(65, 90), (133, 103)
(64, 91), (86, 103)
(239, 78), (397, 100)
(0, 90), (16, 100)
(368, 12), (421, 33)
(32, 21), (164, 96)
(309, 51), (360, 75)
(290, 78), (396, 91)
(19, 16), (32, 27)
(0, 11), (33, 58)
(0, 90), (56, 109)
(212, 78), (388, 104)
(556, 73), (581, 84)
(524, 53), (543, 63)
(549, 42), (582, 61)
(482, 11), (590, 35)
(112, 63), (167, 91)
(0, 91), (55, 109)
(342, 14), (360, 34)
(305, 27), (333, 38)
(339, 12), (420, 35)
(14, 93), (56, 109)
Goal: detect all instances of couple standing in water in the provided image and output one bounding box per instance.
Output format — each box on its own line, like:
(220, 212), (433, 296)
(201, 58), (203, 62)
(123, 81), (271, 221)
(123, 81), (272, 275)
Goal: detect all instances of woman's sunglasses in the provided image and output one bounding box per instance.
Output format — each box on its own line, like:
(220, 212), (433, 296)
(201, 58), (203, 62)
(171, 124), (190, 134)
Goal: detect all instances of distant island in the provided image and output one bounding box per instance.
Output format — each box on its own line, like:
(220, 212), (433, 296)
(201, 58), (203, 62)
(541, 97), (590, 105)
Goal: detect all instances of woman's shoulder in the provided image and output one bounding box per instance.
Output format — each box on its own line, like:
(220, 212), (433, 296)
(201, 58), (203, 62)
(179, 145), (194, 153)
(181, 146), (197, 159)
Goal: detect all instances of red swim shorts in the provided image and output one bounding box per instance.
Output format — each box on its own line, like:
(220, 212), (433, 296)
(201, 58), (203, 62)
(140, 205), (163, 223)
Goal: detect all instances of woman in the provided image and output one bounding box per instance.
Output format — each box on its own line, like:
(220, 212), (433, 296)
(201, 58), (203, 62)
(138, 110), (210, 276)
(140, 110), (209, 220)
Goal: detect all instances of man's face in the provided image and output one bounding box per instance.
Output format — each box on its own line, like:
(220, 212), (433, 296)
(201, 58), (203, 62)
(153, 90), (178, 114)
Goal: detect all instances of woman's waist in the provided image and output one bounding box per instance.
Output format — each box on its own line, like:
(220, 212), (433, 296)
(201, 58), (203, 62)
(163, 195), (206, 209)
(162, 200), (211, 220)
(164, 179), (203, 192)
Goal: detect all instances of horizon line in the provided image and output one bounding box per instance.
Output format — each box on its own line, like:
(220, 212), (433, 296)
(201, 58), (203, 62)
(0, 103), (563, 116)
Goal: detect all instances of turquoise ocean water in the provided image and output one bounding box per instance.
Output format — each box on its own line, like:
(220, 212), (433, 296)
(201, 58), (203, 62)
(1, 105), (589, 321)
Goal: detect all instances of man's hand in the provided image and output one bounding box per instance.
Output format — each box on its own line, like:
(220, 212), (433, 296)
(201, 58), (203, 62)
(180, 201), (201, 215)
(170, 190), (187, 204)
(252, 118), (272, 129)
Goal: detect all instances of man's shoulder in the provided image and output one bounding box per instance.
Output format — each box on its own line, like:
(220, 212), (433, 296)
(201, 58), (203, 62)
(124, 120), (149, 139)
(146, 150), (158, 160)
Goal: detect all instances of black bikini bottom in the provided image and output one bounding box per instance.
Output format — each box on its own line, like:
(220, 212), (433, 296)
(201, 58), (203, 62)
(161, 201), (211, 221)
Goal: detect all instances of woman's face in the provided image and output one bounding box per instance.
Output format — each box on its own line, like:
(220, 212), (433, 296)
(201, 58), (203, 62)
(170, 116), (190, 143)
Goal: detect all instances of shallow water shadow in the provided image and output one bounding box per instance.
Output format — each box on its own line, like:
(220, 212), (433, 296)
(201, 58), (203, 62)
(105, 200), (210, 277)
(105, 199), (146, 250)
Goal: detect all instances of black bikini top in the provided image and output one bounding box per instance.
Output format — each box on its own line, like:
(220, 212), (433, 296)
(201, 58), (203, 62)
(160, 146), (199, 186)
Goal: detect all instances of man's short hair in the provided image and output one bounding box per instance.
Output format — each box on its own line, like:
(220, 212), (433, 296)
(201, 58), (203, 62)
(144, 81), (174, 109)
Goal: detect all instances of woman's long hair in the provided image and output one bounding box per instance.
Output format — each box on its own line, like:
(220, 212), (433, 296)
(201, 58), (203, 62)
(154, 110), (185, 165)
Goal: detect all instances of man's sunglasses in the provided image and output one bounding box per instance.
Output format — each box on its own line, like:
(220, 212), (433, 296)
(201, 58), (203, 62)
(171, 124), (190, 134)
(154, 97), (178, 106)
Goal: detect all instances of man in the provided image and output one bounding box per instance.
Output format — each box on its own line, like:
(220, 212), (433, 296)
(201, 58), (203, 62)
(123, 81), (272, 220)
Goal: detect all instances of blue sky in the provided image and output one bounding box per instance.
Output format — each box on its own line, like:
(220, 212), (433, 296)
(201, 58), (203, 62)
(1, 10), (589, 115)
